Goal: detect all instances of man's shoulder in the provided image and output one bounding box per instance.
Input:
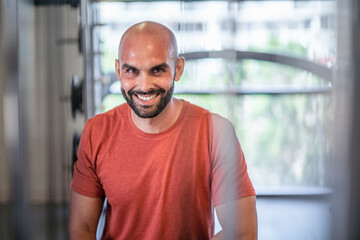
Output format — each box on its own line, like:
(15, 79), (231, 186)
(184, 100), (232, 127)
(183, 100), (212, 118)
(84, 103), (127, 131)
(209, 112), (233, 129)
(182, 100), (234, 136)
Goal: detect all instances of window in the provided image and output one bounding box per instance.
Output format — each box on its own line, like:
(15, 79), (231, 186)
(93, 0), (335, 188)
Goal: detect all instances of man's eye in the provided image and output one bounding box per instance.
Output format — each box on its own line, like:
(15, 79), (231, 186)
(153, 67), (165, 73)
(126, 68), (137, 74)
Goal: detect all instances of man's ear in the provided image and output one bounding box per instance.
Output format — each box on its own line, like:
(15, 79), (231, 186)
(115, 59), (121, 81)
(174, 57), (185, 82)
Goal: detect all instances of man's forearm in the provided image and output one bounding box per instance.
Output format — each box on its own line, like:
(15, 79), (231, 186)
(68, 191), (104, 240)
(214, 196), (258, 240)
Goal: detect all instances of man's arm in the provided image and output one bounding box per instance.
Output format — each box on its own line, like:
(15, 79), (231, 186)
(68, 191), (105, 240)
(212, 196), (258, 240)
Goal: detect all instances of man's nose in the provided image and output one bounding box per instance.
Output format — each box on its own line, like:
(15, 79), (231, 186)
(137, 74), (154, 92)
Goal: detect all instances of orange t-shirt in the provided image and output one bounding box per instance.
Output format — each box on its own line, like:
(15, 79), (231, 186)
(71, 100), (255, 239)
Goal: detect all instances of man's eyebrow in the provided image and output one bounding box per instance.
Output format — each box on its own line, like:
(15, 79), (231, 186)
(121, 63), (137, 70)
(151, 63), (170, 70)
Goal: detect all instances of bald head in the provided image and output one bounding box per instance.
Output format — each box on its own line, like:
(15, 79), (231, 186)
(118, 21), (178, 60)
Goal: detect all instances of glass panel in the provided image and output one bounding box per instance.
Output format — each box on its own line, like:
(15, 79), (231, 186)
(177, 59), (229, 91)
(178, 59), (328, 92)
(233, 1), (336, 66)
(97, 1), (336, 74)
(237, 60), (328, 88)
(96, 0), (335, 188)
(169, 93), (331, 187)
(233, 94), (331, 186)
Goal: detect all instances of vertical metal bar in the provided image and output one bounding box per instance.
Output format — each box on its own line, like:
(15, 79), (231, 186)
(330, 0), (352, 239)
(2, 0), (29, 238)
(348, 0), (360, 238)
(81, 0), (95, 119)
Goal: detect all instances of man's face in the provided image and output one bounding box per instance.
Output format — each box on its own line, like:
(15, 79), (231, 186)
(116, 33), (183, 119)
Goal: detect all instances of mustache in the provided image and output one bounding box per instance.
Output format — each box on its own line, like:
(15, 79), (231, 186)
(128, 88), (165, 95)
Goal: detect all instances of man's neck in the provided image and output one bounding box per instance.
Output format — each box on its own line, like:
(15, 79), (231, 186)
(131, 98), (183, 134)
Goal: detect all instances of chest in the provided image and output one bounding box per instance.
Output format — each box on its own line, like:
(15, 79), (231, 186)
(96, 130), (212, 207)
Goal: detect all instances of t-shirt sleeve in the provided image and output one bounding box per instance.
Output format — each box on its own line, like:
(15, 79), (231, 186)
(71, 118), (105, 198)
(210, 115), (255, 207)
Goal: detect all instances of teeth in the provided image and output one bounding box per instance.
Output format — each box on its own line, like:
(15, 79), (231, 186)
(137, 94), (156, 101)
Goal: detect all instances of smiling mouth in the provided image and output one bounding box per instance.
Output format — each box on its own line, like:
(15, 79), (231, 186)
(135, 93), (160, 101)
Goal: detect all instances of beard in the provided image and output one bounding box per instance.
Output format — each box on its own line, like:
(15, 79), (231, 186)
(121, 82), (175, 119)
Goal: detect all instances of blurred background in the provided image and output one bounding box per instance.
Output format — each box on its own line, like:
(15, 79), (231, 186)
(0, 0), (359, 239)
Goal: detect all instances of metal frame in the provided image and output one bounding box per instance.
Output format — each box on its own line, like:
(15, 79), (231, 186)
(81, 0), (96, 118)
(2, 0), (29, 238)
(174, 50), (334, 95)
(181, 50), (333, 81)
(348, 0), (360, 238)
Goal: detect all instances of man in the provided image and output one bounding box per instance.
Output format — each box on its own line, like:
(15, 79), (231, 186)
(69, 21), (257, 240)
